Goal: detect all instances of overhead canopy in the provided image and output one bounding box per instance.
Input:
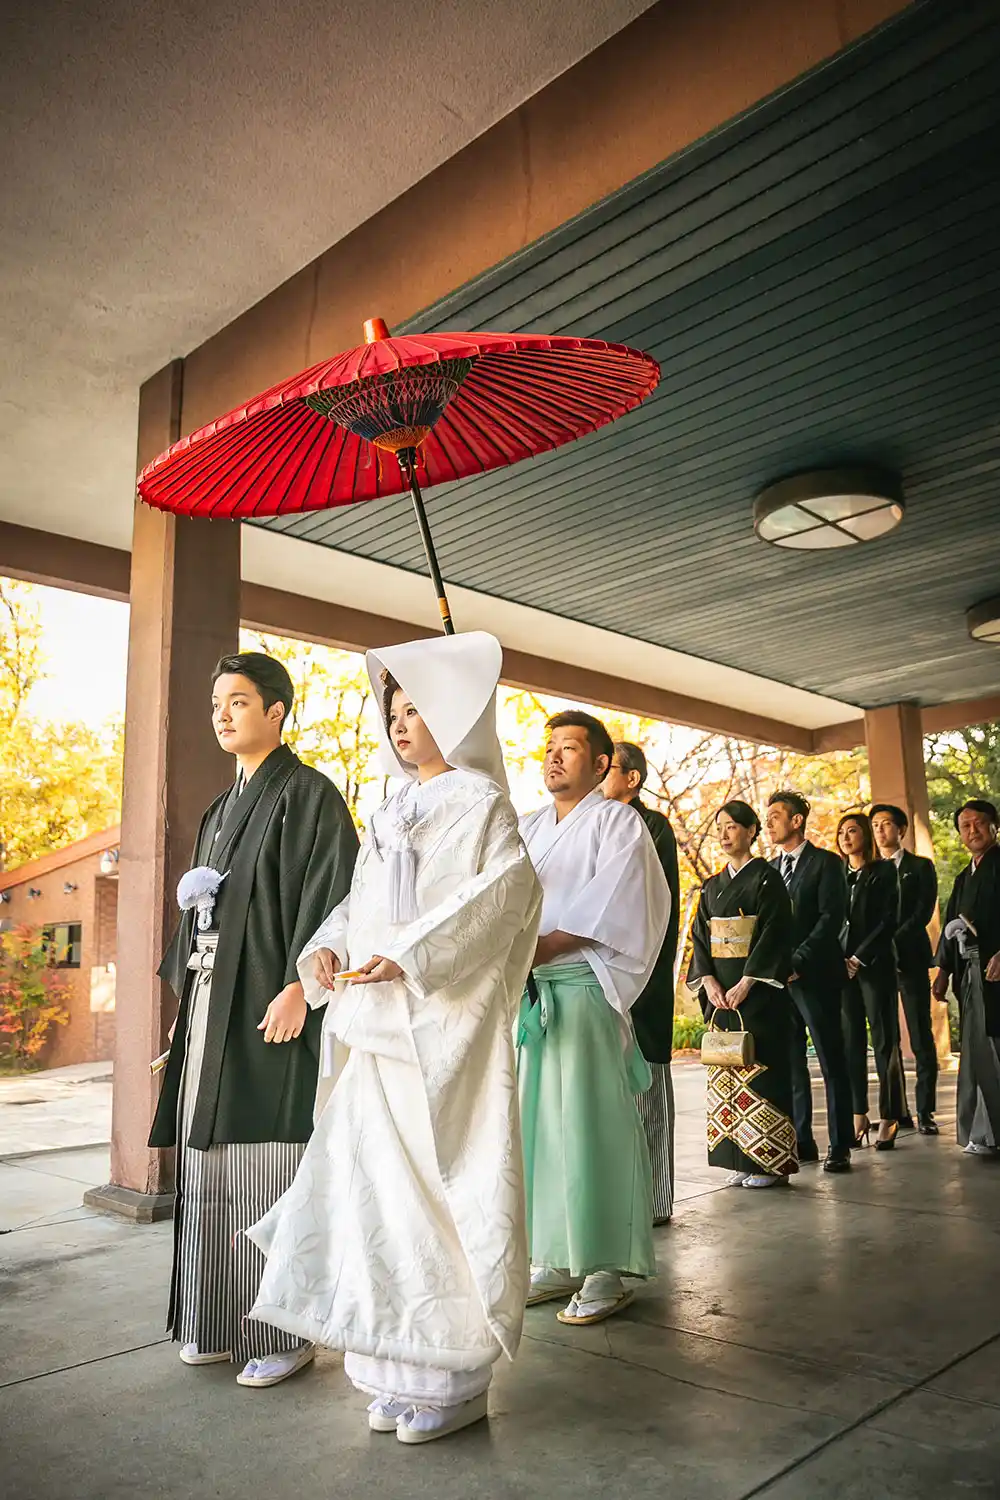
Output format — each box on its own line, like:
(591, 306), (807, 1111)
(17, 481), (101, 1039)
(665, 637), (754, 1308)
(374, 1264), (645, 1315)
(257, 1), (1000, 712)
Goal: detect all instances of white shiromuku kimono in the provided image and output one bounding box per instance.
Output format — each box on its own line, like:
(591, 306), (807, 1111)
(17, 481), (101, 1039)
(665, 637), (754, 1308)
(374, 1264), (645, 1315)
(517, 792), (670, 1280)
(247, 633), (542, 1407)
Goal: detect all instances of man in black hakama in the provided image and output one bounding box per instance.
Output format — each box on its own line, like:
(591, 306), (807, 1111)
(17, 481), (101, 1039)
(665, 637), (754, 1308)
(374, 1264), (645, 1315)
(604, 742), (680, 1223)
(934, 800), (1000, 1154)
(149, 652), (358, 1387)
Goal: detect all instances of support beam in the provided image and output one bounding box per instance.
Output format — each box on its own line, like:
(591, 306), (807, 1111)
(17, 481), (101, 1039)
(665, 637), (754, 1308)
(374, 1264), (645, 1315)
(864, 703), (952, 1071)
(85, 362), (241, 1221)
(864, 704), (933, 857)
(241, 584), (817, 750)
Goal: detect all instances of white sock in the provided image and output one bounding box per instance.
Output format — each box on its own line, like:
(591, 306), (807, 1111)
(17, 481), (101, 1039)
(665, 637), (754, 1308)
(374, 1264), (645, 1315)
(571, 1272), (624, 1316)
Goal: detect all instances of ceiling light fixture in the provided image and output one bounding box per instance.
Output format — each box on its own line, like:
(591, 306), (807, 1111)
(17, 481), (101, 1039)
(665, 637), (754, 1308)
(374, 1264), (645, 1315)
(967, 595), (1000, 645)
(754, 468), (904, 550)
(99, 849), (120, 877)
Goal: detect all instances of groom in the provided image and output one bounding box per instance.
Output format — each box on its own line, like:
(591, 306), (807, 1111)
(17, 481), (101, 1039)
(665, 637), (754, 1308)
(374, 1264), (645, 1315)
(150, 651), (357, 1388)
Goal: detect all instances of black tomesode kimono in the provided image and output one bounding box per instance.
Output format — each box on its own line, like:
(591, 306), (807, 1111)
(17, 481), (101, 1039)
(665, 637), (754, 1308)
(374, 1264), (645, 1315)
(689, 858), (798, 1177)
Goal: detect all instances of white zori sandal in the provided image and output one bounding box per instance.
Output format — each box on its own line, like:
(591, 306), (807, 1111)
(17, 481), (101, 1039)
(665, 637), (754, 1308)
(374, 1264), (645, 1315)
(236, 1344), (316, 1387)
(556, 1272), (635, 1326)
(179, 1344), (231, 1366)
(395, 1392), (489, 1445)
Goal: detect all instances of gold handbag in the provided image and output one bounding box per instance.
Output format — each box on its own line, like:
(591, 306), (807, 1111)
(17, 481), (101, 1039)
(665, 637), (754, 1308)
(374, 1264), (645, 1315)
(700, 1009), (755, 1068)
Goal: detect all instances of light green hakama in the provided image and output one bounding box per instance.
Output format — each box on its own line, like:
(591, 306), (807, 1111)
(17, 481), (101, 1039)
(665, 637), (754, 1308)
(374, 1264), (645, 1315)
(516, 962), (657, 1279)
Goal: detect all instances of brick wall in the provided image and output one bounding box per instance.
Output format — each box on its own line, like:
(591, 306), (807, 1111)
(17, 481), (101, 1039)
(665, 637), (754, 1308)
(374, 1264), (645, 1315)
(1, 842), (118, 1068)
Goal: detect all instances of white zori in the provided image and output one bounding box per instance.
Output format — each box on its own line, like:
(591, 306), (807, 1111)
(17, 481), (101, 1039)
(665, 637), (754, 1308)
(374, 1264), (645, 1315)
(247, 631), (541, 1434)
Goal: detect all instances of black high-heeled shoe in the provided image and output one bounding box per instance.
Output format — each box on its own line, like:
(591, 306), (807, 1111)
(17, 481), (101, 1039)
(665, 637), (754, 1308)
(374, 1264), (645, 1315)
(854, 1119), (872, 1148)
(874, 1121), (899, 1152)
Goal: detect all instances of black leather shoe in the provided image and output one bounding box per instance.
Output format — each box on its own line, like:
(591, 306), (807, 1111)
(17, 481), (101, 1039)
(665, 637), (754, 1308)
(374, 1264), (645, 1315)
(918, 1114), (940, 1135)
(898, 1115), (916, 1131)
(797, 1142), (821, 1164)
(823, 1150), (852, 1174)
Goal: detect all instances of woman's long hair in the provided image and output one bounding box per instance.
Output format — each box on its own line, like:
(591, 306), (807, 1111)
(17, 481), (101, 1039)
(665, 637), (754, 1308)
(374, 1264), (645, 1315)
(836, 810), (876, 866)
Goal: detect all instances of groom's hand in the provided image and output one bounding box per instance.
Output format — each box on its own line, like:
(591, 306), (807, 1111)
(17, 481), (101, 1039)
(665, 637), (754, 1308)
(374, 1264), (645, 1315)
(259, 982), (307, 1043)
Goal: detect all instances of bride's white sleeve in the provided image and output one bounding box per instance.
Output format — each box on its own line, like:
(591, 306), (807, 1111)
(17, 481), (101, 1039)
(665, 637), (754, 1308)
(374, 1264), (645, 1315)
(296, 893), (351, 1010)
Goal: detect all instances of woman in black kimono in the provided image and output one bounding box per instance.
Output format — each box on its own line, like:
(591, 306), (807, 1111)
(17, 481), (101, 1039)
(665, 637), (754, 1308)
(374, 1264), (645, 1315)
(688, 800), (798, 1189)
(934, 800), (1000, 1155)
(836, 812), (905, 1151)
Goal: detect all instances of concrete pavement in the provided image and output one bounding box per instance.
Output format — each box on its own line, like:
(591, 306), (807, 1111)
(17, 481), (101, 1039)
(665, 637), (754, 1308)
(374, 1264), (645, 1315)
(1, 1066), (998, 1500)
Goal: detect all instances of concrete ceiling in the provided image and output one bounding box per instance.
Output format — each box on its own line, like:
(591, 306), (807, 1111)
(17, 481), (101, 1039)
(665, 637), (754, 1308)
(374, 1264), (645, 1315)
(0, 0), (655, 551)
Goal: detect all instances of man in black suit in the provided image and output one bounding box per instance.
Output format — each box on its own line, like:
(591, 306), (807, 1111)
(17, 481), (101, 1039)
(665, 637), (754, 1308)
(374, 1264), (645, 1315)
(870, 803), (940, 1134)
(765, 791), (854, 1172)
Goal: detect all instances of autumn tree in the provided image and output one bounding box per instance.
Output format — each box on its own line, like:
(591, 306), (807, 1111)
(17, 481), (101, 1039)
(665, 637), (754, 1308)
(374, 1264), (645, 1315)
(0, 581), (124, 871)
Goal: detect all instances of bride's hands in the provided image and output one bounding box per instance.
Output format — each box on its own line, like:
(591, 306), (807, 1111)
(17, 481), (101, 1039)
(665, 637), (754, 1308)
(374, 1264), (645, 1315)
(350, 955), (403, 985)
(312, 948), (341, 991)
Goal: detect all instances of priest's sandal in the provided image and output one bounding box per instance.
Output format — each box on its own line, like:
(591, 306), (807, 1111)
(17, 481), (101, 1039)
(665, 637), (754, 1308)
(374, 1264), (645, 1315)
(556, 1272), (634, 1326)
(526, 1267), (582, 1306)
(395, 1393), (489, 1445)
(236, 1344), (315, 1387)
(179, 1344), (231, 1366)
(368, 1397), (411, 1433)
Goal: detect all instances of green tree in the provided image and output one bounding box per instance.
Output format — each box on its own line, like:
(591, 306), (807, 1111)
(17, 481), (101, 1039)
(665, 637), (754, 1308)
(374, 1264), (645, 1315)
(0, 581), (124, 871)
(925, 721), (1000, 892)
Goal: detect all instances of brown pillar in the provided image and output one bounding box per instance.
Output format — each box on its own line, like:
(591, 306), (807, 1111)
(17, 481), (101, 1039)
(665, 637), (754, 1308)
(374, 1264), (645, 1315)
(864, 703), (953, 1071)
(85, 362), (241, 1220)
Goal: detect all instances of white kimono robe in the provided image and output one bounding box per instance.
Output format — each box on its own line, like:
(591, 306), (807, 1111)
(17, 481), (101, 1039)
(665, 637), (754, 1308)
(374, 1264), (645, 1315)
(519, 791), (670, 1019)
(247, 769), (541, 1388)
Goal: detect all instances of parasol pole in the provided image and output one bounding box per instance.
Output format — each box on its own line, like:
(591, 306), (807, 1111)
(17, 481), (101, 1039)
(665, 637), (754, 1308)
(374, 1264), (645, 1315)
(397, 447), (455, 635)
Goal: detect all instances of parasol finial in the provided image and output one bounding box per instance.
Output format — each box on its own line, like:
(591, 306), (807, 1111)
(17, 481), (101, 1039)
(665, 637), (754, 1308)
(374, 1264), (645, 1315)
(364, 317), (390, 344)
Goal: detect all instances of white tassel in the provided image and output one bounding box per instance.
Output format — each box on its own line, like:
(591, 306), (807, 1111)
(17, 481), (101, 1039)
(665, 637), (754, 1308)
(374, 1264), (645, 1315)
(385, 795), (419, 924)
(177, 866), (228, 931)
(386, 848), (419, 924)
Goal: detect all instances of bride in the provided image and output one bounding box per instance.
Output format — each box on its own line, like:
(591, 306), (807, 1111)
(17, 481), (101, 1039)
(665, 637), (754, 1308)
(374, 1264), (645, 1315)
(246, 631), (541, 1445)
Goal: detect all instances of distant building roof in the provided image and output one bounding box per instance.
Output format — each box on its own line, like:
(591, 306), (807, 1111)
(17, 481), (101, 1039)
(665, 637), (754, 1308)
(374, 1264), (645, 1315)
(0, 827), (121, 892)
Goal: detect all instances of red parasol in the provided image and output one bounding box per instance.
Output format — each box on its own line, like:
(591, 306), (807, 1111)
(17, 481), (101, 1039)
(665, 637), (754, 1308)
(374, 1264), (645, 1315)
(138, 318), (659, 633)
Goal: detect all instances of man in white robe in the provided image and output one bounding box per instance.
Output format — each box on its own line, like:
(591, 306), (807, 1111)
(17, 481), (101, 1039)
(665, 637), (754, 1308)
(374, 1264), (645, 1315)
(518, 710), (670, 1326)
(246, 633), (541, 1445)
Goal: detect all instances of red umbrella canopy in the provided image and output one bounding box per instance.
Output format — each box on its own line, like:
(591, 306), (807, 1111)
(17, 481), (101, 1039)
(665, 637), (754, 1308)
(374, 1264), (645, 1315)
(136, 319), (660, 518)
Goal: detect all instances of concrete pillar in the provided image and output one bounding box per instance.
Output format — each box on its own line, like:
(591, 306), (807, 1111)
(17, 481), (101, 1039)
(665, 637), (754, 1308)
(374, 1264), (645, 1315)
(85, 362), (241, 1220)
(864, 703), (953, 1071)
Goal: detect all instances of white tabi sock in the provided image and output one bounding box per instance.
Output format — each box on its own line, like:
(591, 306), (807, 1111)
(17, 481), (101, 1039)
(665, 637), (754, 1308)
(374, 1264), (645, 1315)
(571, 1271), (624, 1318)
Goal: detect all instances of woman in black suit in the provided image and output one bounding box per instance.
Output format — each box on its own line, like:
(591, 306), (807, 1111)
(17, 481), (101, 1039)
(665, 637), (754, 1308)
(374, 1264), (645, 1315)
(837, 812), (906, 1150)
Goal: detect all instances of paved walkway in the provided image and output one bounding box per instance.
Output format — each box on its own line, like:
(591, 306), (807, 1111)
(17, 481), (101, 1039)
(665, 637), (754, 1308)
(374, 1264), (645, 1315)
(0, 1061), (111, 1158)
(1, 1067), (998, 1499)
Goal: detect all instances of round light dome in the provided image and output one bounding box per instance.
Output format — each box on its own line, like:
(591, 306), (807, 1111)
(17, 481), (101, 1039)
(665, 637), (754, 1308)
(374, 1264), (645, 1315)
(754, 468), (904, 550)
(968, 596), (1000, 645)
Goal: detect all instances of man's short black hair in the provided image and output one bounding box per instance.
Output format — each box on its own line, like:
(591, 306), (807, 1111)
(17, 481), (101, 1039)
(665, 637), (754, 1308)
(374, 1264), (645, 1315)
(546, 710), (615, 779)
(954, 798), (999, 831)
(768, 790), (811, 826)
(212, 652), (294, 731)
(870, 802), (908, 832)
(613, 741), (648, 791)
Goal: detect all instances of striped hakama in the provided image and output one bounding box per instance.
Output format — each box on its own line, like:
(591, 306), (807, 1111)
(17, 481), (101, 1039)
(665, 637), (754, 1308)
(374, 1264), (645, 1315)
(956, 946), (1000, 1150)
(169, 934), (305, 1363)
(635, 1062), (674, 1224)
